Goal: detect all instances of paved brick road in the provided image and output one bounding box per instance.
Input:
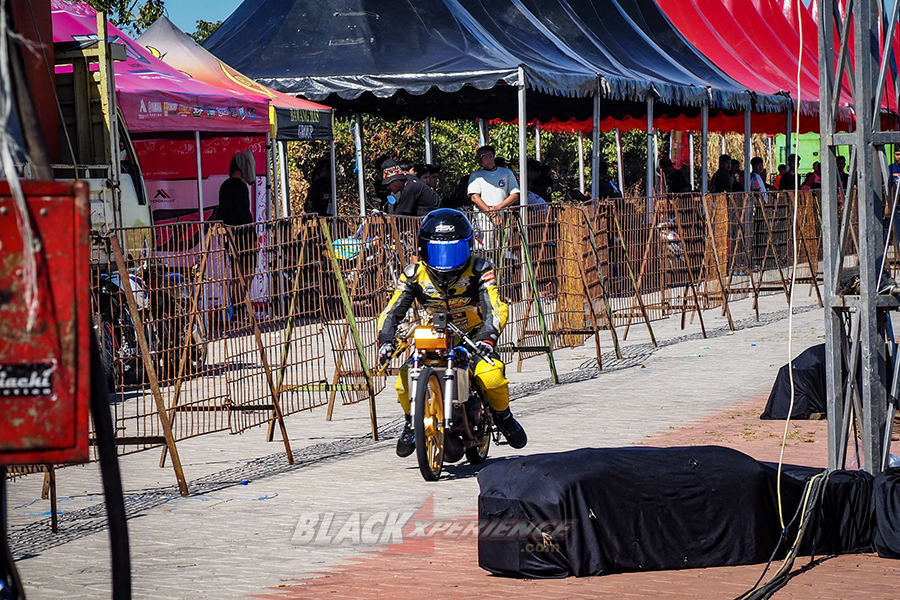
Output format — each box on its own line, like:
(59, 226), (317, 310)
(9, 294), (900, 599)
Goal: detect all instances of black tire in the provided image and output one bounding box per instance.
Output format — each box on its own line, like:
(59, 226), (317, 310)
(94, 312), (117, 391)
(190, 317), (208, 372)
(414, 366), (444, 481)
(465, 389), (491, 465)
(465, 429), (491, 465)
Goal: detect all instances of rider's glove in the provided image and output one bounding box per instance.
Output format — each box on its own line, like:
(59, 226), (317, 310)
(474, 340), (495, 358)
(378, 342), (396, 366)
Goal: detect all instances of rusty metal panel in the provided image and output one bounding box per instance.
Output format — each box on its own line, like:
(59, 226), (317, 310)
(0, 181), (90, 465)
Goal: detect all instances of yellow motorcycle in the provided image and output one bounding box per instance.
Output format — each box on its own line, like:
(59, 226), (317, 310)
(404, 312), (496, 481)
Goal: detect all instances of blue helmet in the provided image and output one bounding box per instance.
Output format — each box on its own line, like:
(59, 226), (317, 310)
(417, 209), (474, 288)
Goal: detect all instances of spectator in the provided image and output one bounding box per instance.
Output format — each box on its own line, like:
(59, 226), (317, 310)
(778, 155), (800, 191)
(467, 145), (520, 250)
(381, 159), (441, 217)
(531, 163), (554, 202)
(660, 156), (691, 193)
(773, 164), (787, 189)
(709, 154), (733, 193)
(444, 174), (473, 210)
(749, 157), (767, 192)
(800, 172), (817, 191)
(304, 159), (333, 216)
(373, 154), (392, 212)
(414, 163), (441, 193)
(525, 159), (550, 211)
(217, 149), (257, 321)
(836, 155), (849, 190)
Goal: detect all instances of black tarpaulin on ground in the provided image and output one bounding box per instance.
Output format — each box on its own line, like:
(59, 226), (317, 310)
(478, 447), (881, 578)
(478, 446), (788, 577)
(760, 344), (827, 420)
(203, 0), (788, 120)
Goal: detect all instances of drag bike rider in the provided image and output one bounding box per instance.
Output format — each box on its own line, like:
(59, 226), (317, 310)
(377, 208), (528, 457)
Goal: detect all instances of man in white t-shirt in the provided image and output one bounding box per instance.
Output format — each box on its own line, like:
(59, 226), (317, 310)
(467, 145), (520, 252)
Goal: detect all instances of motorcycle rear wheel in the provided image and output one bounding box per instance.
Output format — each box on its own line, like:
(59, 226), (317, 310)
(414, 366), (444, 481)
(465, 390), (491, 465)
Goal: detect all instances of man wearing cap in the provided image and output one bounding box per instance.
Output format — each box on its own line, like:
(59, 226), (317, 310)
(381, 159), (442, 217)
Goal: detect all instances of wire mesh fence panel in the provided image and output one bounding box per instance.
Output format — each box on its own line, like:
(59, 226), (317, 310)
(92, 223), (230, 454)
(603, 196), (669, 325)
(319, 215), (389, 408)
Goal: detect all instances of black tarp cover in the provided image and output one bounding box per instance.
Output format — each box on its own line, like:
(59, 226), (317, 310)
(204, 0), (788, 114)
(478, 447), (880, 578)
(478, 446), (789, 577)
(760, 344), (827, 420)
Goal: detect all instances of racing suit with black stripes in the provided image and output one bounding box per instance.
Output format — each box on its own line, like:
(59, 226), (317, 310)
(377, 257), (510, 414)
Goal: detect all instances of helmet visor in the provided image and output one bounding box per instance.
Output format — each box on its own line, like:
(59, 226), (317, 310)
(424, 235), (472, 272)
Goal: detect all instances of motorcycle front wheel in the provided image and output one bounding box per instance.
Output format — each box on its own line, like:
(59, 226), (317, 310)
(414, 366), (445, 481)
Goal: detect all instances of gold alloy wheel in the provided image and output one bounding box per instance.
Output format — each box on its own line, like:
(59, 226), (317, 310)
(414, 367), (445, 481)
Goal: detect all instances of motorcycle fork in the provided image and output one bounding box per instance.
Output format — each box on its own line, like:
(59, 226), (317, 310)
(442, 355), (456, 431)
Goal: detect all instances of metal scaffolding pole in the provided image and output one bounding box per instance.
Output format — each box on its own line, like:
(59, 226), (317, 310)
(820, 0), (895, 473)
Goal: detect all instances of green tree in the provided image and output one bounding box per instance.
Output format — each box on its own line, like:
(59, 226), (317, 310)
(189, 20), (221, 44)
(88, 0), (165, 36)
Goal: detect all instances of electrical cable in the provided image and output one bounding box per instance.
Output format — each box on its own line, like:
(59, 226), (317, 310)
(89, 328), (132, 600)
(774, 0), (806, 534)
(1, 467), (27, 600)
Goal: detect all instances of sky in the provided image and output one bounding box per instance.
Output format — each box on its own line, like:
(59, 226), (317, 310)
(164, 0), (243, 35)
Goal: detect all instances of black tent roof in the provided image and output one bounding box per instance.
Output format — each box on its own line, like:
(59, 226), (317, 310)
(203, 0), (789, 119)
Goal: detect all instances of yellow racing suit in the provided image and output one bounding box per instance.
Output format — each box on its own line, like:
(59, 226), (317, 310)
(377, 257), (509, 414)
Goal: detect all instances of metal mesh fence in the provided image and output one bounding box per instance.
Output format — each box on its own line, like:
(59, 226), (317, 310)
(75, 191), (825, 461)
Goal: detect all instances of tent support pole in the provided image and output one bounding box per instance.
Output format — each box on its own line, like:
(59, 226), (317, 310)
(646, 97), (655, 211)
(195, 130), (203, 222)
(744, 109), (752, 192)
(786, 107), (792, 159)
(701, 105), (709, 194)
(266, 131), (276, 218)
(330, 139), (338, 216)
(535, 121), (541, 162)
(518, 66), (528, 205)
(278, 140), (289, 217)
(578, 131), (585, 194)
(354, 114), (366, 216)
(689, 131), (695, 190)
(478, 118), (488, 146)
(615, 127), (624, 195)
(591, 91), (601, 199)
(424, 117), (433, 164)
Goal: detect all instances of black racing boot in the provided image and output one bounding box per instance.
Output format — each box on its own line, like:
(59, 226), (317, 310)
(492, 408), (527, 449)
(396, 414), (415, 457)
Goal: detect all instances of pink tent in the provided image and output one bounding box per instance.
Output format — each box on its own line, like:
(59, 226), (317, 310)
(52, 1), (273, 232)
(51, 1), (270, 134)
